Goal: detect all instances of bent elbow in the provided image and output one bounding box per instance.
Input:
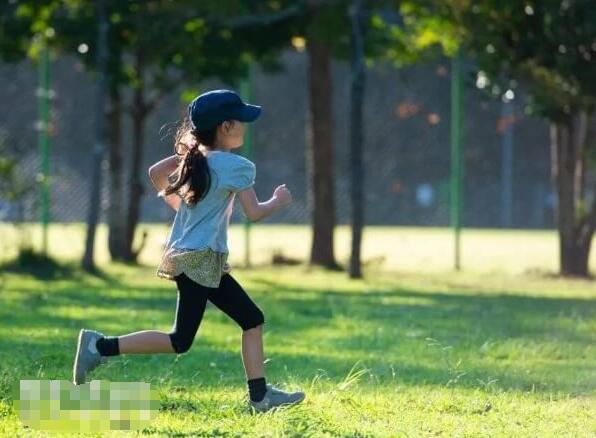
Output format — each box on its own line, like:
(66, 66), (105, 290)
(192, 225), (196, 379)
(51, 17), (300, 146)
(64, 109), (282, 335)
(246, 212), (260, 222)
(147, 166), (156, 183)
(244, 208), (261, 222)
(148, 166), (162, 189)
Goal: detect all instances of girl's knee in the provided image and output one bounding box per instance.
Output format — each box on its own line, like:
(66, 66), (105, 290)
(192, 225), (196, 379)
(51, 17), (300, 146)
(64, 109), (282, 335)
(242, 308), (265, 332)
(168, 331), (193, 354)
(242, 325), (263, 336)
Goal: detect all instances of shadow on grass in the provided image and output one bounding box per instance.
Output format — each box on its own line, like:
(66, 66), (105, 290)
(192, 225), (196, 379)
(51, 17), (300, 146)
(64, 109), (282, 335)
(1, 271), (594, 397)
(0, 250), (78, 280)
(0, 251), (135, 286)
(248, 277), (596, 341)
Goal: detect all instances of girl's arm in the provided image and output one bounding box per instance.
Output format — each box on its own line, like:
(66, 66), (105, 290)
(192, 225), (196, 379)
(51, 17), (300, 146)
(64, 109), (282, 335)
(148, 155), (182, 211)
(237, 184), (292, 222)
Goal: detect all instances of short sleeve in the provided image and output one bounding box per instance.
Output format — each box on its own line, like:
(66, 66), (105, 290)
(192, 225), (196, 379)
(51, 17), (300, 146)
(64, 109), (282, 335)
(224, 157), (256, 192)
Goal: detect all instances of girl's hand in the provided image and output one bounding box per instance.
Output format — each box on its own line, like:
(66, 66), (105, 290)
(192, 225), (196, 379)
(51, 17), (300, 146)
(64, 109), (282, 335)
(175, 130), (198, 155)
(272, 184), (293, 208)
(176, 141), (192, 155)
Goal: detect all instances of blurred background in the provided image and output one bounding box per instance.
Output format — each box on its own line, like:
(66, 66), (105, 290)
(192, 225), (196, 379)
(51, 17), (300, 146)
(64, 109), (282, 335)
(0, 0), (594, 277)
(0, 54), (552, 227)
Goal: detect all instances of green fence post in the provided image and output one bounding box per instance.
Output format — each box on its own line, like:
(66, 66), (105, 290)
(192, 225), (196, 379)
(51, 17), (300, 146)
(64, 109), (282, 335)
(450, 51), (464, 271)
(240, 67), (253, 268)
(38, 43), (51, 256)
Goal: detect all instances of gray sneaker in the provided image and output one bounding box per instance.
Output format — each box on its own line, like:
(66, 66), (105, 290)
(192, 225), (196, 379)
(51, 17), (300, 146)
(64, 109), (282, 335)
(72, 329), (109, 385)
(249, 384), (305, 412)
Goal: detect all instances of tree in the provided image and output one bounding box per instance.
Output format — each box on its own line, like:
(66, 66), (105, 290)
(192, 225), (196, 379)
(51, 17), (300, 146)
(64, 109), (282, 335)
(348, 0), (367, 278)
(81, 0), (108, 272)
(298, 0), (389, 270)
(398, 0), (596, 276)
(342, 0), (446, 276)
(302, 1), (341, 269)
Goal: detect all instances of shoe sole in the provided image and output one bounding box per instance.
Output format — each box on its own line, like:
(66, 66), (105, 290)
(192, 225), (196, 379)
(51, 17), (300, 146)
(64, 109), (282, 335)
(73, 329), (90, 385)
(283, 393), (306, 408)
(251, 393), (306, 413)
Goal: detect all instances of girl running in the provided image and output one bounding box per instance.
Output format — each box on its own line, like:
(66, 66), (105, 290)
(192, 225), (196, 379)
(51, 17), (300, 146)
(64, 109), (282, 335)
(72, 89), (305, 412)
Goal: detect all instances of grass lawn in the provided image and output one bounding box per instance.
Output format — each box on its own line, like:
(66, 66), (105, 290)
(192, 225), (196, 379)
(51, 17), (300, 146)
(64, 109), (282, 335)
(0, 224), (594, 436)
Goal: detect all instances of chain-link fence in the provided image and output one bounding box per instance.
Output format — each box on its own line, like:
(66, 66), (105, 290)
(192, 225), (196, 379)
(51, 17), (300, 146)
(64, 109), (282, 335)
(0, 50), (555, 229)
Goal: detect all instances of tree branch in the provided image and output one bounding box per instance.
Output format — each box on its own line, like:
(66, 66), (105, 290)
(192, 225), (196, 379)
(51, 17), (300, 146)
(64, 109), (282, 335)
(214, 2), (306, 28)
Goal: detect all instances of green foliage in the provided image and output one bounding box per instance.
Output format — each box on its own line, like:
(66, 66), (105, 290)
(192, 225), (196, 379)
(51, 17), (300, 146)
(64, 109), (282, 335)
(3, 1), (301, 97)
(293, 1), (413, 64)
(2, 1), (439, 96)
(0, 1), (53, 62)
(367, 1), (459, 68)
(0, 143), (34, 204)
(398, 0), (596, 120)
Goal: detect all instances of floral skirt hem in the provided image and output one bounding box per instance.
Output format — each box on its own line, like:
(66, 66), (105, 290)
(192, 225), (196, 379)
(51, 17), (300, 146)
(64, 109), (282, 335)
(156, 247), (231, 289)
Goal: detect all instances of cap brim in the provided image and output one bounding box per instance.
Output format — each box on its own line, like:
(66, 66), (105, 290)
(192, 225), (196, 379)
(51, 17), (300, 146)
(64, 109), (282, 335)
(237, 104), (261, 123)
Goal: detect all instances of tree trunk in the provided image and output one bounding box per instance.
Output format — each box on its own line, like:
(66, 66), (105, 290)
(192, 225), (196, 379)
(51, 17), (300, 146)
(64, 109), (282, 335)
(82, 0), (108, 272)
(306, 33), (339, 269)
(106, 86), (127, 261)
(550, 111), (596, 277)
(348, 0), (366, 279)
(123, 52), (148, 262)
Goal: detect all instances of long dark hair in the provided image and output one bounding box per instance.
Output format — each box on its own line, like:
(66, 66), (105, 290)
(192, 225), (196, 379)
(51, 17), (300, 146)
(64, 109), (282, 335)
(160, 118), (217, 206)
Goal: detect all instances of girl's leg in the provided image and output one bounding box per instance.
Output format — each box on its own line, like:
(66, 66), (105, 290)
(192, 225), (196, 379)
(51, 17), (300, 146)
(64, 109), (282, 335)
(97, 273), (211, 356)
(207, 273), (266, 379)
(118, 330), (176, 354)
(167, 274), (212, 354)
(208, 273), (305, 410)
(241, 326), (265, 380)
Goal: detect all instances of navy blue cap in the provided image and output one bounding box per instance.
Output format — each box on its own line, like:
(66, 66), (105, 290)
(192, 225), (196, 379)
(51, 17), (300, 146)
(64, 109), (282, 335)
(188, 89), (262, 130)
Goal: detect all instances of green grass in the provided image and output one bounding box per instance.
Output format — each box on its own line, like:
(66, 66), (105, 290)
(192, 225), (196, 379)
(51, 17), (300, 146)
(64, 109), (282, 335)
(0, 224), (595, 436)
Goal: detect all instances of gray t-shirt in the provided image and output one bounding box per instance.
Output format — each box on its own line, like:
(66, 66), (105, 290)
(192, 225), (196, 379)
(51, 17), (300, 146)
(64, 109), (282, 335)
(164, 150), (256, 253)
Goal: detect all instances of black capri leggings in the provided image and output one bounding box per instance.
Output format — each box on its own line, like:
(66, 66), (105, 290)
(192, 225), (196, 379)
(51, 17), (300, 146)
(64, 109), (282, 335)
(168, 272), (265, 354)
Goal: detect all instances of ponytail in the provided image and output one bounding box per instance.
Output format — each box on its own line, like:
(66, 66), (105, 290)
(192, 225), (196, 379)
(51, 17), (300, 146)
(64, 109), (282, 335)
(161, 118), (214, 206)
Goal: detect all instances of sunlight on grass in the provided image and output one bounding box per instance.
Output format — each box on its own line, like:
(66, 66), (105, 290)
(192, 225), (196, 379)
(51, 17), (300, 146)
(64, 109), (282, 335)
(1, 223), (595, 274)
(0, 226), (595, 436)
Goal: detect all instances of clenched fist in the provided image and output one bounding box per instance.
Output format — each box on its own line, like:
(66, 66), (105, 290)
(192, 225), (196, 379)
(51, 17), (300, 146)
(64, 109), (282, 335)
(272, 184), (293, 208)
